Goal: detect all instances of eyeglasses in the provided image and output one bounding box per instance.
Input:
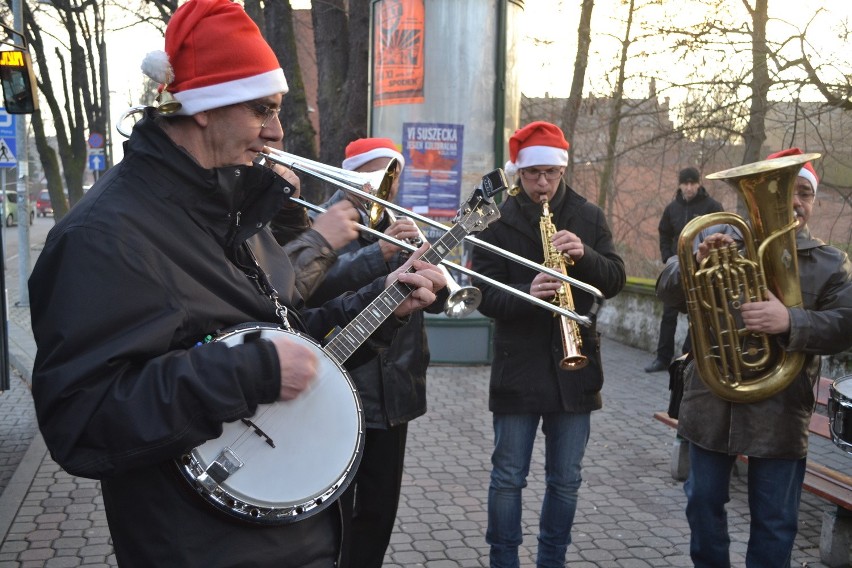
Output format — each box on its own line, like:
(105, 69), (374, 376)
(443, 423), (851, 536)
(794, 191), (816, 203)
(243, 101), (281, 129)
(520, 168), (563, 181)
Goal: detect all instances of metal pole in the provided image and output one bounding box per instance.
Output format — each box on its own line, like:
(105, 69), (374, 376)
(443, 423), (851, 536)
(13, 0), (29, 308)
(0, 167), (6, 392)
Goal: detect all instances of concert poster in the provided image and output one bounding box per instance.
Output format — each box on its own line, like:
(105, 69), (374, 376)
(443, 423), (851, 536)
(372, 0), (425, 107)
(398, 122), (464, 218)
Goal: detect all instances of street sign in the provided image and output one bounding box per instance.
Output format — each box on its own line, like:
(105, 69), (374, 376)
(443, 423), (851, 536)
(0, 109), (17, 167)
(88, 132), (104, 148)
(88, 148), (105, 171)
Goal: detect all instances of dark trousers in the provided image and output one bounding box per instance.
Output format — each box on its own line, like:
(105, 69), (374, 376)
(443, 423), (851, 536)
(339, 423), (408, 568)
(656, 303), (690, 362)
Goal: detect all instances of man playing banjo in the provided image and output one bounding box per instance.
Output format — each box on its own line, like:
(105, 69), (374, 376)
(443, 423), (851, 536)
(27, 0), (445, 566)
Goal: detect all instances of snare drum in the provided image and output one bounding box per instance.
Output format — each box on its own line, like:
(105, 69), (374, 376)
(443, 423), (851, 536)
(828, 375), (852, 455)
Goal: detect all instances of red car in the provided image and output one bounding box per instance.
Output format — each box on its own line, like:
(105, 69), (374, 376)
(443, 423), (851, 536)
(36, 189), (52, 217)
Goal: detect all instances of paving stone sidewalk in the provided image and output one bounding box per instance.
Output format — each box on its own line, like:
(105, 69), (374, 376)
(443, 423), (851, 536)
(0, 230), (848, 567)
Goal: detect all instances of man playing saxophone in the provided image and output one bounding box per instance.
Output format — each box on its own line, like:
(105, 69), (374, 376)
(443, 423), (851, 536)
(472, 121), (626, 567)
(656, 148), (852, 567)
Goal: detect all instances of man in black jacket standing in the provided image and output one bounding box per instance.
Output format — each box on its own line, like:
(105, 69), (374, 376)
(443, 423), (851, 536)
(307, 138), (440, 568)
(644, 167), (723, 372)
(472, 121), (626, 567)
(26, 2), (444, 566)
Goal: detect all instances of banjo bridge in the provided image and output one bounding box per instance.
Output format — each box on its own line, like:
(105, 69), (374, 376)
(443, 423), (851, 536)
(242, 418), (276, 447)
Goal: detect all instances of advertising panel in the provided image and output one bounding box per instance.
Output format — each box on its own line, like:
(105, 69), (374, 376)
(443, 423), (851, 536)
(373, 0), (425, 107)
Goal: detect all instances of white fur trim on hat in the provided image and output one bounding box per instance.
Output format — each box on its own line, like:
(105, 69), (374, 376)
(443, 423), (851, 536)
(141, 50), (173, 85)
(172, 69), (289, 115)
(506, 145), (569, 177)
(798, 167), (818, 195)
(342, 147), (405, 172)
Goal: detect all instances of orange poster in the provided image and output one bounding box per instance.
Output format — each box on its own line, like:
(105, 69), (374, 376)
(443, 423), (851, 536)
(373, 0), (425, 107)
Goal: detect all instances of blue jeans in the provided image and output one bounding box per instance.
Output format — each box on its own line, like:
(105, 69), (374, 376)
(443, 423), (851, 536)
(487, 412), (590, 568)
(684, 444), (806, 568)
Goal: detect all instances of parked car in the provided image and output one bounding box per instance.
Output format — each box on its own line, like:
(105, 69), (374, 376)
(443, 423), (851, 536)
(36, 189), (53, 217)
(2, 191), (35, 227)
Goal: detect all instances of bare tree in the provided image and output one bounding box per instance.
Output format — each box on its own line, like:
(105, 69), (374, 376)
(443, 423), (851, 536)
(12, 0), (114, 219)
(562, 0), (594, 183)
(595, 0), (635, 214)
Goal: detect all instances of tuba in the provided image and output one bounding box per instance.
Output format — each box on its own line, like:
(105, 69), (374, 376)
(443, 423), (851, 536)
(678, 153), (820, 403)
(540, 197), (588, 370)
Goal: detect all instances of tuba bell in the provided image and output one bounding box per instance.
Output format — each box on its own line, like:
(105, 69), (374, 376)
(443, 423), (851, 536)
(677, 153), (820, 403)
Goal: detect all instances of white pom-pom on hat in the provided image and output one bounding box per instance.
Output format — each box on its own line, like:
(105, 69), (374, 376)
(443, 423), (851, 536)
(141, 50), (174, 85)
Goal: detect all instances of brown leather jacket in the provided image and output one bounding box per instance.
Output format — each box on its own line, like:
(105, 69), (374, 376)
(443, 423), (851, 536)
(269, 205), (339, 300)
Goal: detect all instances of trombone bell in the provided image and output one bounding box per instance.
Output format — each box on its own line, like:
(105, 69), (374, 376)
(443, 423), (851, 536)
(440, 265), (482, 318)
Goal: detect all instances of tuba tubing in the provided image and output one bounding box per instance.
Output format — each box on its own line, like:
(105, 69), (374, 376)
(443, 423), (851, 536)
(677, 153), (819, 403)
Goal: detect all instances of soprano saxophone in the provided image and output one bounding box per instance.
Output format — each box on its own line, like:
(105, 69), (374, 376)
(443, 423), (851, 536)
(540, 197), (588, 370)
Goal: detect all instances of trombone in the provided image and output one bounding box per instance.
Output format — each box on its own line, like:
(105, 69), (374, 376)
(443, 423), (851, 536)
(381, 209), (483, 319)
(256, 148), (604, 328)
(294, 196), (482, 318)
(116, 105), (604, 325)
(355, 157), (482, 319)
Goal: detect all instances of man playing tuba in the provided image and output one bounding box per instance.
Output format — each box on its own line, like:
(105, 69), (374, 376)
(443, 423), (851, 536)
(656, 148), (852, 567)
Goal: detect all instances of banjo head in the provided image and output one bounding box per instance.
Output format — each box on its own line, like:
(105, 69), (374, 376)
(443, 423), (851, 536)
(178, 324), (364, 524)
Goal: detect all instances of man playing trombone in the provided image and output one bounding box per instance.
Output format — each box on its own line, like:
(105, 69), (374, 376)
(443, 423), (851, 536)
(472, 121), (626, 567)
(26, 2), (445, 566)
(304, 138), (446, 568)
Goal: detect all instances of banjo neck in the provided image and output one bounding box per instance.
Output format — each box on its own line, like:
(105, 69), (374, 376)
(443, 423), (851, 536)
(323, 221), (470, 365)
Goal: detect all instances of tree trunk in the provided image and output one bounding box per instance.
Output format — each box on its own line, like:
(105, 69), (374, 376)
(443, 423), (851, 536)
(741, 0), (769, 165)
(312, 0), (349, 168)
(312, 0), (370, 169)
(598, 0), (635, 212)
(562, 0), (594, 183)
(260, 0), (317, 160)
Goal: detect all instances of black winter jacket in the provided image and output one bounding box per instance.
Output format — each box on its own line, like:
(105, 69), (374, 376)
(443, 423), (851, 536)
(472, 184), (626, 414)
(28, 112), (396, 568)
(658, 186), (723, 262)
(306, 190), (444, 428)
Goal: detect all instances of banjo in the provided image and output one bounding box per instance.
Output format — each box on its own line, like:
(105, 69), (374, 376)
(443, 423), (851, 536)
(178, 169), (508, 524)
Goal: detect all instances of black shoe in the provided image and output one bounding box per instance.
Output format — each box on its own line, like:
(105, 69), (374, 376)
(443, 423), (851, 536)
(644, 358), (668, 373)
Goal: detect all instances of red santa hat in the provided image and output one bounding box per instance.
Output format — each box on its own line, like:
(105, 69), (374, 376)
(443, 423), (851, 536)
(140, 0), (289, 116)
(766, 147), (819, 195)
(505, 121), (570, 176)
(342, 138), (405, 172)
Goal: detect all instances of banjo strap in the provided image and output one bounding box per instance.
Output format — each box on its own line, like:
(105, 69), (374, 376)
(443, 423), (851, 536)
(242, 242), (293, 332)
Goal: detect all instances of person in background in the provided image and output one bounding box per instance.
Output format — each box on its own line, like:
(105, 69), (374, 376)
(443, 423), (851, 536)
(656, 148), (852, 567)
(472, 121), (626, 568)
(645, 166), (723, 373)
(307, 138), (444, 568)
(26, 1), (445, 566)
